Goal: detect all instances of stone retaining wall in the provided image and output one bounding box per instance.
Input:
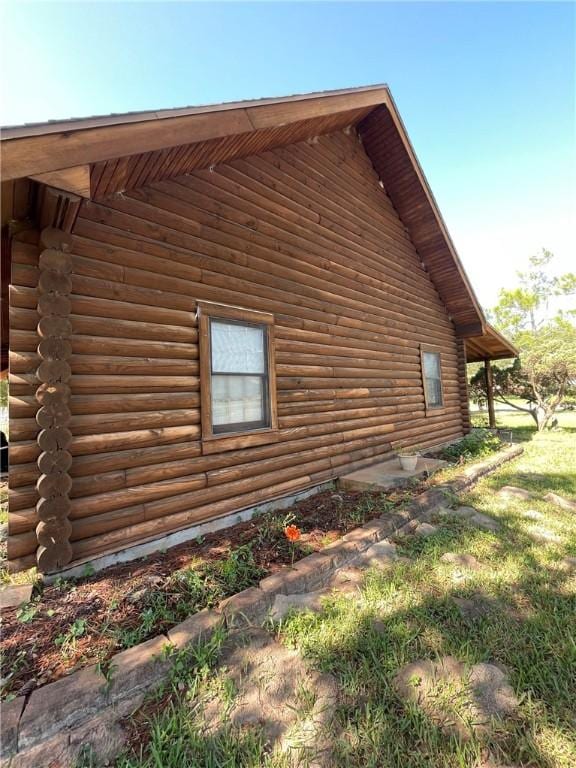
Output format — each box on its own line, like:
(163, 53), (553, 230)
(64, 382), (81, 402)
(1, 444), (523, 768)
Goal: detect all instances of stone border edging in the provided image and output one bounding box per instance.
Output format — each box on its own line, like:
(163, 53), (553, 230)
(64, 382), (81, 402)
(1, 443), (523, 767)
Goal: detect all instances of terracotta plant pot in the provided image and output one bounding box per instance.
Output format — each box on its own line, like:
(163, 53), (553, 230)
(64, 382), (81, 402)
(398, 454), (418, 471)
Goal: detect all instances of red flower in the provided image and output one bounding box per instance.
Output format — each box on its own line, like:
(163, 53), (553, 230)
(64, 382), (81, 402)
(284, 524), (301, 543)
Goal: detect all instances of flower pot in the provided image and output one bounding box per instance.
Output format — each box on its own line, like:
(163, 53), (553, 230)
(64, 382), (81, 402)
(398, 454), (418, 471)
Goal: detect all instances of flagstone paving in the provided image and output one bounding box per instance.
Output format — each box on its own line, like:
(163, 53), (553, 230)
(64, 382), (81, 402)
(393, 656), (519, 740)
(467, 511), (501, 532)
(522, 509), (545, 521)
(543, 492), (576, 512)
(200, 627), (339, 767)
(440, 552), (483, 571)
(0, 584), (33, 610)
(6, 439), (571, 767)
(434, 505), (500, 532)
(271, 538), (402, 620)
(452, 594), (500, 621)
(356, 539), (399, 568)
(527, 526), (563, 544)
(497, 486), (535, 501)
(414, 522), (438, 537)
(445, 506), (478, 519)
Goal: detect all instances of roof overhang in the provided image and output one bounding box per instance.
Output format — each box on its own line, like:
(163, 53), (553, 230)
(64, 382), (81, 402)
(0, 85), (389, 180)
(1, 84), (496, 335)
(465, 323), (518, 362)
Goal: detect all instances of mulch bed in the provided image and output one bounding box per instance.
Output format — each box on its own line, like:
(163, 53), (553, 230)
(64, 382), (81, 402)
(1, 484), (423, 700)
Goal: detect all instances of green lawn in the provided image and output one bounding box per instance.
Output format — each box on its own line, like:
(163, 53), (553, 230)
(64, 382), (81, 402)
(79, 413), (576, 766)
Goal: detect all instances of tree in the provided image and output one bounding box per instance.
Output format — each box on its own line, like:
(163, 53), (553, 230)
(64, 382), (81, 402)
(473, 250), (576, 431)
(491, 249), (576, 335)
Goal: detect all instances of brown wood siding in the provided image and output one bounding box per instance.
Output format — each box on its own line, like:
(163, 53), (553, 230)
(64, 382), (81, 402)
(358, 106), (483, 333)
(457, 339), (472, 433)
(8, 130), (466, 571)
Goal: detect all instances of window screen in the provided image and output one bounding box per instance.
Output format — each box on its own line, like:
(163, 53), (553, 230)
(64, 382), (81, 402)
(422, 351), (443, 408)
(210, 319), (270, 433)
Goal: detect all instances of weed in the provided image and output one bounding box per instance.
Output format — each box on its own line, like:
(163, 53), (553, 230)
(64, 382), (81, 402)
(15, 602), (38, 623)
(96, 659), (116, 691)
(0, 648), (28, 697)
(110, 545), (263, 651)
(162, 625), (226, 694)
(213, 543), (264, 593)
(55, 618), (88, 656)
(54, 576), (75, 592)
(74, 744), (97, 768)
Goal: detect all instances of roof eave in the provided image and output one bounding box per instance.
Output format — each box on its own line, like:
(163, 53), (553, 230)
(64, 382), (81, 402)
(1, 83), (489, 333)
(0, 85), (391, 181)
(465, 323), (519, 363)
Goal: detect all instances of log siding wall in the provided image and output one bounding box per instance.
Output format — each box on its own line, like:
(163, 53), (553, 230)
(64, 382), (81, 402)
(8, 130), (468, 571)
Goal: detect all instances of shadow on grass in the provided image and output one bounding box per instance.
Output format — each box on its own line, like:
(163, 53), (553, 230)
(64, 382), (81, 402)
(117, 504), (575, 767)
(488, 468), (576, 499)
(279, 517), (575, 768)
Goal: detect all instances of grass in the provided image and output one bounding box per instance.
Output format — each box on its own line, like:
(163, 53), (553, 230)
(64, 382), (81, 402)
(118, 409), (576, 768)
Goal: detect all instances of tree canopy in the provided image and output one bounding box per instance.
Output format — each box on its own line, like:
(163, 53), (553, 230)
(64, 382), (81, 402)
(473, 250), (576, 430)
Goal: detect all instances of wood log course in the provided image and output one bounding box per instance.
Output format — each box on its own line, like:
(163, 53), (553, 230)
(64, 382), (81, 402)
(34, 228), (74, 572)
(7, 131), (470, 571)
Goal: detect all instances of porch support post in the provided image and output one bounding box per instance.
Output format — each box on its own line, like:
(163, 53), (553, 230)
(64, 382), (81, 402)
(484, 358), (496, 429)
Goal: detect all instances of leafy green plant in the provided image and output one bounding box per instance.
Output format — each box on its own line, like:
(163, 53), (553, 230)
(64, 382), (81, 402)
(111, 545), (263, 651)
(255, 508), (296, 545)
(55, 618), (88, 656)
(54, 576), (74, 592)
(441, 429), (502, 463)
(213, 543), (263, 593)
(348, 495), (376, 525)
(16, 602), (38, 623)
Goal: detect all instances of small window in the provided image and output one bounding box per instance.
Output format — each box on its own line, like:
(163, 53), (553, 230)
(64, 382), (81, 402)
(210, 319), (269, 433)
(421, 348), (444, 409)
(199, 303), (277, 440)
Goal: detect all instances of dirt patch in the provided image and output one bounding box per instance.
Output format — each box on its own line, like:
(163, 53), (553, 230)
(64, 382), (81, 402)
(1, 485), (418, 700)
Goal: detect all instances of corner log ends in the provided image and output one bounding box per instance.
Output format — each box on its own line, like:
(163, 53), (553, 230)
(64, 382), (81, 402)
(35, 227), (74, 572)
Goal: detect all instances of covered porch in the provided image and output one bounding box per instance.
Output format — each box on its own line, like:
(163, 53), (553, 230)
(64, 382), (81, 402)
(465, 323), (519, 428)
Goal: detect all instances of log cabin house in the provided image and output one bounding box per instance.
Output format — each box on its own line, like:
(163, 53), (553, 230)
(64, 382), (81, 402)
(0, 84), (517, 575)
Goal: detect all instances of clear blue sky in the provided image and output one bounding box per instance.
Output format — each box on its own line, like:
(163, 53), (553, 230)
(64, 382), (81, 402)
(2, 1), (574, 309)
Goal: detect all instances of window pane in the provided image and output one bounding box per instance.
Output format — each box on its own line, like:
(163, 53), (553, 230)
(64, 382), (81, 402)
(425, 377), (443, 407)
(212, 375), (265, 426)
(423, 351), (441, 379)
(211, 321), (265, 374)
